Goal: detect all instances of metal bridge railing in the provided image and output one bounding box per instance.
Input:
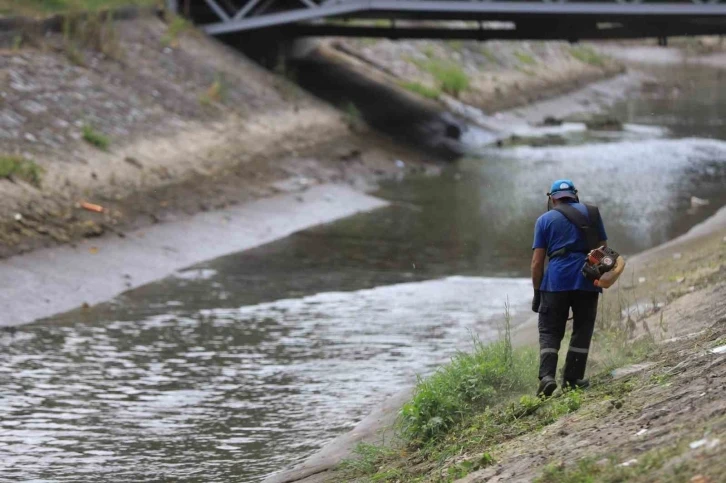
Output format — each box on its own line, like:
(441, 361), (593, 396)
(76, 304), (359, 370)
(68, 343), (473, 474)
(170, 0), (726, 36)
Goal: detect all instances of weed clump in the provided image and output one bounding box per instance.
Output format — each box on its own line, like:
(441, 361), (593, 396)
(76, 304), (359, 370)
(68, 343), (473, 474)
(425, 59), (470, 97)
(82, 124), (110, 150)
(399, 337), (538, 444)
(0, 155), (43, 187)
(570, 45), (606, 67)
(162, 14), (192, 47)
(62, 11), (124, 65)
(199, 74), (228, 106)
(399, 81), (441, 100)
(407, 57), (470, 98)
(514, 51), (536, 66)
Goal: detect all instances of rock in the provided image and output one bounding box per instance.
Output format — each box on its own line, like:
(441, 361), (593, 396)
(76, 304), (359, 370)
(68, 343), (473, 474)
(689, 438), (720, 450)
(676, 277), (685, 284)
(585, 116), (623, 131)
(672, 252), (682, 260)
(124, 157), (143, 169)
(24, 133), (37, 142)
(76, 220), (104, 238)
(542, 116), (563, 126)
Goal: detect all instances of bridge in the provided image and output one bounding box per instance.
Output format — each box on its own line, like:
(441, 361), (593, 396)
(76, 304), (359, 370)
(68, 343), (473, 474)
(168, 0), (726, 40)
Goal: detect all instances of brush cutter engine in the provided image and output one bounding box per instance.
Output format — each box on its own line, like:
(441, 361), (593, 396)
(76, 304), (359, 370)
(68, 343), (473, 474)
(582, 246), (620, 282)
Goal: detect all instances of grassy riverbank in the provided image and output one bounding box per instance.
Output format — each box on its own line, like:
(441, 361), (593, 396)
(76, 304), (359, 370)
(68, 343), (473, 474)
(0, 0), (158, 16)
(331, 226), (726, 482)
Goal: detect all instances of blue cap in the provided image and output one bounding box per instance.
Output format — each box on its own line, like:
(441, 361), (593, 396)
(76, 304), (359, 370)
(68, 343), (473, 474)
(549, 179), (578, 199)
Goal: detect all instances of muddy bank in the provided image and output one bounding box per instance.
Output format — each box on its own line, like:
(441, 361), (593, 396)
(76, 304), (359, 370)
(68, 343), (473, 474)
(0, 183), (387, 327)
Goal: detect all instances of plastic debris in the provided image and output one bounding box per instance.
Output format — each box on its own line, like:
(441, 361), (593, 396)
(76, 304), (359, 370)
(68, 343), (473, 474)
(13, 213), (22, 221)
(675, 277), (685, 284)
(636, 428), (648, 436)
(690, 196), (710, 207)
(638, 277), (647, 284)
(80, 201), (104, 213)
(619, 459), (638, 467)
(709, 345), (726, 355)
(689, 438), (720, 450)
(395, 159), (405, 168)
(672, 252), (682, 260)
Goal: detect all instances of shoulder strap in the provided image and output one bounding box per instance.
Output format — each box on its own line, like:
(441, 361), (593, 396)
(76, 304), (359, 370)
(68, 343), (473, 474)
(553, 203), (601, 251)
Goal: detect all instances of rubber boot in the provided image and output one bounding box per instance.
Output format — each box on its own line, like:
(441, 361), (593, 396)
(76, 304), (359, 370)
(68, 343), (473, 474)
(537, 376), (557, 398)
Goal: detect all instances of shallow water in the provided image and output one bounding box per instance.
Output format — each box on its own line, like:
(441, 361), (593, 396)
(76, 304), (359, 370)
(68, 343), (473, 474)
(2, 63), (726, 482)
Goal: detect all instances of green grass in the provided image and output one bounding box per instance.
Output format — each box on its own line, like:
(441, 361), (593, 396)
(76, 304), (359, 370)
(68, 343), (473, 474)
(570, 45), (607, 67)
(400, 337), (538, 444)
(82, 124), (110, 150)
(399, 81), (441, 100)
(409, 58), (470, 98)
(514, 51), (537, 66)
(161, 13), (192, 46)
(0, 0), (159, 16)
(0, 155), (43, 187)
(340, 443), (396, 476)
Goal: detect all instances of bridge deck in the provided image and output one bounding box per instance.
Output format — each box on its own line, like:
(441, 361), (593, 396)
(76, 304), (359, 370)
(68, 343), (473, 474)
(170, 0), (726, 39)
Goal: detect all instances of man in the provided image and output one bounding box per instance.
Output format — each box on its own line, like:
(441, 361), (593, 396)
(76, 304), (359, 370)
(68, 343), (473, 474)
(531, 179), (607, 397)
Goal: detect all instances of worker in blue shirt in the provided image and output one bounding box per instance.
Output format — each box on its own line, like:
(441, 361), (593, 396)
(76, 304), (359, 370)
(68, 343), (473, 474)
(531, 179), (608, 397)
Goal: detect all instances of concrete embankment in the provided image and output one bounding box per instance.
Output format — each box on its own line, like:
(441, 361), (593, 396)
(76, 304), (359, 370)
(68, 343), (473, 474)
(0, 12), (434, 260)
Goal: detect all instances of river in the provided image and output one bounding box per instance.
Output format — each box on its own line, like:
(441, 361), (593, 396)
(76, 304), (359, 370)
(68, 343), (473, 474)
(1, 61), (726, 482)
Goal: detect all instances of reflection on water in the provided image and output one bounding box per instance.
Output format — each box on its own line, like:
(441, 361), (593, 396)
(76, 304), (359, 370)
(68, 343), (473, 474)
(0, 278), (529, 482)
(1, 63), (726, 482)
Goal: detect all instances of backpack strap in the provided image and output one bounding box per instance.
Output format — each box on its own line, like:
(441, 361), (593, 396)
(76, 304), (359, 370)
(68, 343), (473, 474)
(549, 203), (601, 257)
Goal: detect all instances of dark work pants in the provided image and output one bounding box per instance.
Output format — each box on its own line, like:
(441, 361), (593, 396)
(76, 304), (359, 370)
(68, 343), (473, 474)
(538, 290), (599, 382)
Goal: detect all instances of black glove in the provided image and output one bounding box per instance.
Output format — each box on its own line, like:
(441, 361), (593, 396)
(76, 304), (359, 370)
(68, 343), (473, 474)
(532, 289), (541, 313)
